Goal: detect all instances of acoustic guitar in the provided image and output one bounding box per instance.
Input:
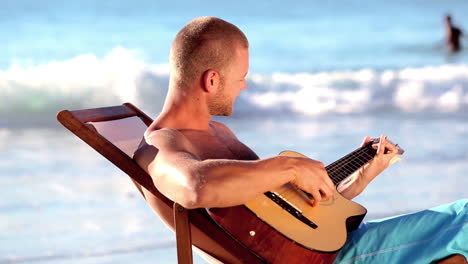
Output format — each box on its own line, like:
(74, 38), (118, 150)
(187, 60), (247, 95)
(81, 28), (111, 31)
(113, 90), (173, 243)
(208, 138), (404, 264)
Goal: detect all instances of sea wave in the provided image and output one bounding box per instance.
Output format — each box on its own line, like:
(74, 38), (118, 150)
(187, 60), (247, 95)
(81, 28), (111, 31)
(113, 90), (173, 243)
(0, 47), (169, 124)
(242, 65), (468, 116)
(1, 47), (467, 125)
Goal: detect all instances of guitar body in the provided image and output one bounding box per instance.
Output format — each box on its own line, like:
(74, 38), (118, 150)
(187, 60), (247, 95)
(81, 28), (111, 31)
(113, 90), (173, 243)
(208, 151), (367, 264)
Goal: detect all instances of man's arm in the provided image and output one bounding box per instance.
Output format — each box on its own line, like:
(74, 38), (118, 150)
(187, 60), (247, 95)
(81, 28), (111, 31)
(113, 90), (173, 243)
(134, 128), (334, 209)
(337, 134), (399, 199)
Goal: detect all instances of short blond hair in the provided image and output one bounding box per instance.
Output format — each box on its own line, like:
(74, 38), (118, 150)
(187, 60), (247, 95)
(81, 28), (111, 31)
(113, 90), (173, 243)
(170, 16), (249, 89)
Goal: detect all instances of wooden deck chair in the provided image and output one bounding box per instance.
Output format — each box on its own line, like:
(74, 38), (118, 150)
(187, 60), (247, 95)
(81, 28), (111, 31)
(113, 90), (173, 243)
(56, 103), (264, 264)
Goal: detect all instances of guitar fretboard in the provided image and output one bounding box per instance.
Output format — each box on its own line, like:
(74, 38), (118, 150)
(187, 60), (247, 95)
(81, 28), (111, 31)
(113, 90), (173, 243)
(326, 141), (377, 186)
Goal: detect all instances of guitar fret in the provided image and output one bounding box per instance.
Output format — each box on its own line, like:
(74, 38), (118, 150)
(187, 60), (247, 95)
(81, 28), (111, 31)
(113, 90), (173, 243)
(327, 145), (372, 172)
(326, 141), (377, 185)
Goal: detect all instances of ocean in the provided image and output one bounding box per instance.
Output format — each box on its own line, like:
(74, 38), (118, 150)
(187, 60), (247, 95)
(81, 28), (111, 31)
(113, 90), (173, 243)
(1, 0), (467, 263)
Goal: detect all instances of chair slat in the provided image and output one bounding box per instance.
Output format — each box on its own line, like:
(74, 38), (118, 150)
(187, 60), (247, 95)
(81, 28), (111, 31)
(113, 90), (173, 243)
(67, 105), (137, 123)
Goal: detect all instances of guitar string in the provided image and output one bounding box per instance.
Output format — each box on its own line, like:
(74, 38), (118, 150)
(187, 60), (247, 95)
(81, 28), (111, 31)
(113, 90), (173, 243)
(325, 142), (374, 176)
(327, 145), (376, 184)
(334, 152), (375, 183)
(326, 145), (372, 178)
(328, 142), (374, 174)
(329, 151), (375, 184)
(275, 185), (306, 210)
(331, 155), (372, 184)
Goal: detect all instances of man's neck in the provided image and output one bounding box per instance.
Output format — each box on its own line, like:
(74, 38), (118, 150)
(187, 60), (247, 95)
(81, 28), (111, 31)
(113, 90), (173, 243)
(149, 86), (212, 132)
(154, 109), (212, 131)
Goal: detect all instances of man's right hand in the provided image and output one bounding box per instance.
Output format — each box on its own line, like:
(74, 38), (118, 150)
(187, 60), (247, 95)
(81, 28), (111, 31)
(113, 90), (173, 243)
(289, 157), (334, 207)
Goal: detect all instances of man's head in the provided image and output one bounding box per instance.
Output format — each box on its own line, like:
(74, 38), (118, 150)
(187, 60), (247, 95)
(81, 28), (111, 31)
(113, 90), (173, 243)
(169, 16), (249, 116)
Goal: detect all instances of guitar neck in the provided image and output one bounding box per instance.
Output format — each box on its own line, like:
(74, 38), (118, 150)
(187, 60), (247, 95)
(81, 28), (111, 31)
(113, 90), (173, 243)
(326, 141), (377, 186)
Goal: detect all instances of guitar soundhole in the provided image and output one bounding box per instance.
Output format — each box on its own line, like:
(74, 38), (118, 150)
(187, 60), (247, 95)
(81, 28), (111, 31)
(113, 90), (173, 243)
(264, 191), (318, 229)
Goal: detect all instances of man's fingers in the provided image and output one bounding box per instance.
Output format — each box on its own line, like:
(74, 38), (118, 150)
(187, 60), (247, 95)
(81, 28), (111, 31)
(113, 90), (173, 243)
(293, 157), (336, 207)
(360, 136), (372, 147)
(377, 134), (387, 155)
(320, 185), (334, 199)
(313, 161), (334, 197)
(324, 174), (334, 191)
(384, 141), (399, 163)
(310, 189), (322, 207)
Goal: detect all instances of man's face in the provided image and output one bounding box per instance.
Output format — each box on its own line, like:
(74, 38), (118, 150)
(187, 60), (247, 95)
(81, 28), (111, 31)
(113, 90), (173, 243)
(209, 47), (249, 116)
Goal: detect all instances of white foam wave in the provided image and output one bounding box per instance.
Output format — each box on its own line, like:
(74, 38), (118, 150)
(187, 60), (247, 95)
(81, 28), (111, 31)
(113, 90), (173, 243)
(1, 47), (467, 124)
(0, 47), (170, 123)
(240, 65), (468, 116)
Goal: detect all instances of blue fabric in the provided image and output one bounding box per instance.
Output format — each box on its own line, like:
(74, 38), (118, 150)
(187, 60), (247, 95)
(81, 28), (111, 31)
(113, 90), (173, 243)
(335, 199), (468, 264)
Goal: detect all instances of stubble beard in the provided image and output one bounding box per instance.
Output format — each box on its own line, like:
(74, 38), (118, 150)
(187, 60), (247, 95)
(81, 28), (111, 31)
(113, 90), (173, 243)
(208, 81), (233, 116)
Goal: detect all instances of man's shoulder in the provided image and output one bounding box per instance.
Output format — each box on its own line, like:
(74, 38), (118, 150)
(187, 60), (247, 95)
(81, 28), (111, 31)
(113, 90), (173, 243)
(211, 121), (235, 135)
(144, 128), (189, 148)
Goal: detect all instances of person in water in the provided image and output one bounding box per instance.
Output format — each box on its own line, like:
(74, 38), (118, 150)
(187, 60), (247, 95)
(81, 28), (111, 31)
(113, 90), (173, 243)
(444, 14), (464, 53)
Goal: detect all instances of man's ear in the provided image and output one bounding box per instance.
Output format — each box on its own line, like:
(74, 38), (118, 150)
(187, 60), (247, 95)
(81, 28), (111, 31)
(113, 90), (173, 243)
(202, 69), (220, 93)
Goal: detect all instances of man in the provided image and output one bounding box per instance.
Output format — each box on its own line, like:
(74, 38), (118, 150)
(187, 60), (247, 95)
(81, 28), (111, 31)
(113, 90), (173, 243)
(444, 15), (463, 53)
(135, 17), (467, 263)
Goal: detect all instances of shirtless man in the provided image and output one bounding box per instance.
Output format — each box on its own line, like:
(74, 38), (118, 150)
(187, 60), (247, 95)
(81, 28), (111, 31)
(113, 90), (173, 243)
(134, 16), (397, 210)
(134, 17), (467, 263)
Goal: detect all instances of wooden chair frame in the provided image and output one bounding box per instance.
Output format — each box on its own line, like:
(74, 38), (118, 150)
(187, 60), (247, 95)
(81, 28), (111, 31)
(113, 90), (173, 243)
(57, 103), (264, 264)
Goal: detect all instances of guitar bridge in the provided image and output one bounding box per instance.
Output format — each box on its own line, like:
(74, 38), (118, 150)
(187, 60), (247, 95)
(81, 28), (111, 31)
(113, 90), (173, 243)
(265, 191), (318, 229)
